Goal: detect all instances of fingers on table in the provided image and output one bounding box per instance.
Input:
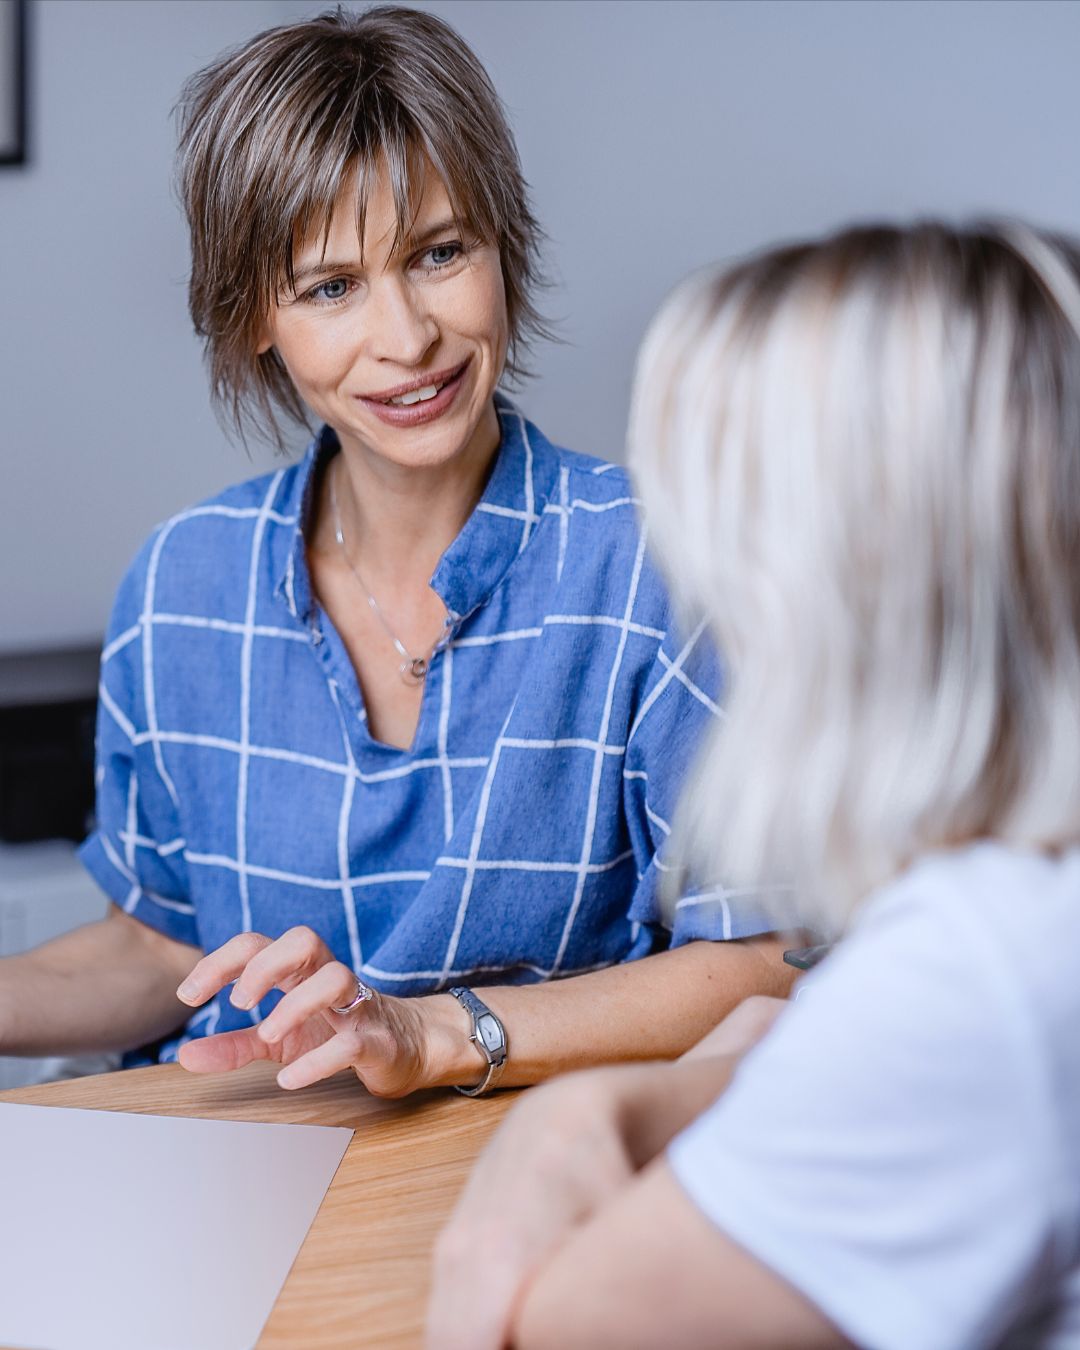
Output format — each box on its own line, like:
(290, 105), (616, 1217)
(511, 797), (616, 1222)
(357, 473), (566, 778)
(276, 1023), (371, 1091)
(177, 1027), (269, 1074)
(257, 961), (360, 1046)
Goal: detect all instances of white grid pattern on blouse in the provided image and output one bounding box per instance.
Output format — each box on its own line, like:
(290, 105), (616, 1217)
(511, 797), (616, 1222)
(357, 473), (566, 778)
(89, 410), (725, 996)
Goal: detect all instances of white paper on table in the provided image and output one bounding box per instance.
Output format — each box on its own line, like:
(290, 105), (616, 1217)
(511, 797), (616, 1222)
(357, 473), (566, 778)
(0, 1103), (353, 1350)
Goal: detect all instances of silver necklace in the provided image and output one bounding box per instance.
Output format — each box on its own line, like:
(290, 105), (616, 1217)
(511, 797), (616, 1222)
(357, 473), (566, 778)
(329, 460), (445, 687)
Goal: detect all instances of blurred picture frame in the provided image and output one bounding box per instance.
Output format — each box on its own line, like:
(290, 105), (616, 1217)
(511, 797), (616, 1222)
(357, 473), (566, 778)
(1, 0), (27, 166)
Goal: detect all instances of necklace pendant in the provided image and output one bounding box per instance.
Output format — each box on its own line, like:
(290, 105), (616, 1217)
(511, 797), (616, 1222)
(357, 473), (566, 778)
(400, 656), (429, 686)
(331, 462), (444, 689)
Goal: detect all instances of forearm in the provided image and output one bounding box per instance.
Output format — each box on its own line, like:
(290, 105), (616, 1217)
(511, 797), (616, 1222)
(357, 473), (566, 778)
(426, 1053), (760, 1348)
(514, 1160), (850, 1350)
(544, 1054), (744, 1170)
(0, 905), (201, 1057)
(418, 935), (795, 1090)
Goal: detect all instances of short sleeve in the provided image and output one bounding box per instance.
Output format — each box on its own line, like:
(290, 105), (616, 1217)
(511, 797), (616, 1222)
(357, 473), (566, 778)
(667, 883), (1062, 1350)
(78, 536), (200, 949)
(623, 620), (774, 945)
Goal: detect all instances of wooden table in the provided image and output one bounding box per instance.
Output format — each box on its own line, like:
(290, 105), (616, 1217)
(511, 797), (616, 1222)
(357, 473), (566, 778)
(0, 1063), (518, 1348)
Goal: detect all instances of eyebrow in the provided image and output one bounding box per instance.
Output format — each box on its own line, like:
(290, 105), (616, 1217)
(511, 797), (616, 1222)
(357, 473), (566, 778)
(289, 218), (464, 290)
(289, 261), (358, 288)
(404, 216), (461, 249)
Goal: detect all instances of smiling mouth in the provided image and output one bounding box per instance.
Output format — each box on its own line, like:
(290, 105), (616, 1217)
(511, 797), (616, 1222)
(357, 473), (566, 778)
(365, 360), (469, 407)
(387, 379), (449, 407)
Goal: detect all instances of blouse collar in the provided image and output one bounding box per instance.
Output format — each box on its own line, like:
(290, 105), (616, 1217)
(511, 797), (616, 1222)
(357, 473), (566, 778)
(274, 394), (561, 626)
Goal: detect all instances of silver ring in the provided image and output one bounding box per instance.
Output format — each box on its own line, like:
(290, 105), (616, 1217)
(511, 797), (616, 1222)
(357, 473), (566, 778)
(331, 976), (375, 1014)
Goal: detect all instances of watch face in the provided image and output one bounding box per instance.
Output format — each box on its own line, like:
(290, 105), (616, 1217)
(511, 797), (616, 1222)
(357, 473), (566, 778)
(476, 1014), (503, 1053)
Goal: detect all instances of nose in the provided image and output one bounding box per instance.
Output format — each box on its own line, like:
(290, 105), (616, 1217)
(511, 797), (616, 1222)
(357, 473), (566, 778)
(363, 273), (439, 368)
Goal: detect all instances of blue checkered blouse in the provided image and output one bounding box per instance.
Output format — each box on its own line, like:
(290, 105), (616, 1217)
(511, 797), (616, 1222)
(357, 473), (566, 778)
(80, 398), (769, 1061)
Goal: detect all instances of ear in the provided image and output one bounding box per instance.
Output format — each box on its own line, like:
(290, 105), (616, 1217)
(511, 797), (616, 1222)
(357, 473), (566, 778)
(255, 330), (274, 356)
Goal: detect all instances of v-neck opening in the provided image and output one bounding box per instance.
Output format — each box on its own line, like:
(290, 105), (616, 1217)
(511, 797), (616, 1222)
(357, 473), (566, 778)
(310, 596), (443, 759)
(274, 394), (560, 763)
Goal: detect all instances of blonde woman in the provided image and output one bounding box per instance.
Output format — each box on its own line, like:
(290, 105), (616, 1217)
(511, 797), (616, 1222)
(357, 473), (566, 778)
(429, 223), (1080, 1347)
(0, 7), (792, 1095)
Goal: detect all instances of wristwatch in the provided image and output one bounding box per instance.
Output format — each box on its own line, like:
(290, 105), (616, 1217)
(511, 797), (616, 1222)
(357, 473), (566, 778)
(448, 986), (508, 1096)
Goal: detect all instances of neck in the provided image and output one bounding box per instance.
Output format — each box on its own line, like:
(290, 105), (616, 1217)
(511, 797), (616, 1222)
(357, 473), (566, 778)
(321, 401), (500, 588)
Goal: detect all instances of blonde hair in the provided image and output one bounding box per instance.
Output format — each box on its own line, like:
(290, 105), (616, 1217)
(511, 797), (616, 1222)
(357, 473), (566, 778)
(630, 223), (1080, 935)
(177, 5), (548, 448)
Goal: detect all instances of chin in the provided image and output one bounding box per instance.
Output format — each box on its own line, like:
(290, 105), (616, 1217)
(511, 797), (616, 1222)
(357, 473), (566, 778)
(375, 432), (480, 472)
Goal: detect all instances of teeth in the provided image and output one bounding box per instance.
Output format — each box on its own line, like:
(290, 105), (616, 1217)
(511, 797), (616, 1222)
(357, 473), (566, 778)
(390, 384), (439, 407)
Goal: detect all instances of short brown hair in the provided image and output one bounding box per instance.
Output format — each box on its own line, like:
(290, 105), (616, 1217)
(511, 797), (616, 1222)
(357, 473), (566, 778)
(177, 5), (548, 448)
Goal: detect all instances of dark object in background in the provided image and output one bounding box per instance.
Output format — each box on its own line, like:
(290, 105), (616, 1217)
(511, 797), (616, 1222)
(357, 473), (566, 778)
(0, 0), (28, 166)
(0, 646), (99, 842)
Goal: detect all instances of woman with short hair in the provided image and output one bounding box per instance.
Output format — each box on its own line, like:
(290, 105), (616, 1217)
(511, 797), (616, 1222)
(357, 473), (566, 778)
(0, 7), (791, 1095)
(430, 222), (1080, 1346)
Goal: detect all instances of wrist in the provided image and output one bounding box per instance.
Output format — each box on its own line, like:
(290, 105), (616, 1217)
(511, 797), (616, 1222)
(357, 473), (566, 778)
(415, 993), (489, 1090)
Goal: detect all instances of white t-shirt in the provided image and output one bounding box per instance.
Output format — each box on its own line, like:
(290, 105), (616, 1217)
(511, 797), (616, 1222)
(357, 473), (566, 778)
(668, 842), (1080, 1350)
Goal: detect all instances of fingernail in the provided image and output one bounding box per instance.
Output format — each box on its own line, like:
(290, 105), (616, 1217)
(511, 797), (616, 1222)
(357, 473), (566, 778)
(230, 987), (253, 1010)
(277, 1067), (298, 1090)
(257, 1021), (277, 1043)
(177, 980), (200, 1003)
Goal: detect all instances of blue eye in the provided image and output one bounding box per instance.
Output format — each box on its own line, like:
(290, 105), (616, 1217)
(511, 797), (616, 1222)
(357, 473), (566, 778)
(425, 242), (462, 268)
(312, 277), (350, 302)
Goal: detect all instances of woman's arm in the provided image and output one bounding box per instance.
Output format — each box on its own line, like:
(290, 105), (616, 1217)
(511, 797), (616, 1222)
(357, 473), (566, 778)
(420, 934), (795, 1089)
(514, 1159), (850, 1350)
(0, 905), (200, 1057)
(426, 1059), (734, 1350)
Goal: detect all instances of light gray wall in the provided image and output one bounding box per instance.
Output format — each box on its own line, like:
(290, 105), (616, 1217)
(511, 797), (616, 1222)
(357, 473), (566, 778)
(0, 0), (282, 654)
(3, 0), (1080, 653)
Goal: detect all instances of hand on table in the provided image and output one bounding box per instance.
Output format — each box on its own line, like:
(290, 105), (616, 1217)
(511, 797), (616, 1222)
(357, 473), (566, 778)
(426, 1069), (636, 1350)
(426, 993), (791, 1350)
(175, 926), (432, 1097)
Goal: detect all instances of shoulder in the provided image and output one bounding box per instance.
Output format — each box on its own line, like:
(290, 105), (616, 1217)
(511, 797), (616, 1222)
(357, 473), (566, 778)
(859, 842), (1080, 1015)
(700, 842), (1080, 1177)
(548, 444), (671, 625)
(504, 398), (638, 518)
(814, 843), (1080, 1059)
(547, 447), (645, 575)
(148, 459), (304, 556)
(531, 428), (654, 573)
(107, 457), (308, 634)
(553, 446), (638, 512)
(876, 844), (1080, 1103)
(502, 404), (669, 613)
(667, 845), (1080, 1349)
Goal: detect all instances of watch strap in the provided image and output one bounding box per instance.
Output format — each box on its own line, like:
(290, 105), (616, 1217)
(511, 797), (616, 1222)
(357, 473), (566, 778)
(448, 986), (508, 1096)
